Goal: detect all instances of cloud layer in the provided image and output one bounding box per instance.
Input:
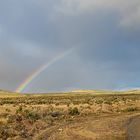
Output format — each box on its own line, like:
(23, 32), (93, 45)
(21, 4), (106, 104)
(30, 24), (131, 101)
(0, 0), (140, 92)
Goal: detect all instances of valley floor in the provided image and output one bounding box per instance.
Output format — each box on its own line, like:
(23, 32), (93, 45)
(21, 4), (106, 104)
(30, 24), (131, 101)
(0, 93), (140, 140)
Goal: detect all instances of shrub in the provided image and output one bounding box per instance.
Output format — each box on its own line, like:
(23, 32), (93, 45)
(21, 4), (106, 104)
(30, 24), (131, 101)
(95, 99), (103, 104)
(55, 102), (60, 106)
(50, 111), (61, 118)
(25, 111), (40, 121)
(15, 114), (23, 122)
(104, 100), (112, 105)
(122, 107), (138, 112)
(68, 107), (80, 116)
(5, 108), (11, 112)
(16, 106), (23, 114)
(0, 125), (9, 140)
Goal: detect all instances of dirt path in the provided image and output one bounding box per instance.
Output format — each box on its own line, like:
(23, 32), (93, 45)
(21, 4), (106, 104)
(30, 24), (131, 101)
(34, 113), (140, 140)
(126, 115), (140, 140)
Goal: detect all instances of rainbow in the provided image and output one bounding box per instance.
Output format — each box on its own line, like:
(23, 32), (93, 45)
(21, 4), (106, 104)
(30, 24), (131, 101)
(15, 47), (76, 93)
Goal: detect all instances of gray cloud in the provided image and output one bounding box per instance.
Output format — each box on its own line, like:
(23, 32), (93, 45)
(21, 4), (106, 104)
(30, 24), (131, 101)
(52, 0), (140, 30)
(0, 0), (140, 92)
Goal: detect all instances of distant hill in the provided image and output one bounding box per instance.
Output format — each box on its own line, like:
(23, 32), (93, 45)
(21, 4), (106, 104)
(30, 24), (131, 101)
(0, 89), (16, 93)
(0, 89), (140, 96)
(71, 89), (140, 95)
(0, 89), (20, 97)
(71, 89), (119, 94)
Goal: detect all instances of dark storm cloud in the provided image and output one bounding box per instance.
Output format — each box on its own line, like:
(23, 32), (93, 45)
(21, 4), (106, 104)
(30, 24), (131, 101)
(0, 0), (140, 92)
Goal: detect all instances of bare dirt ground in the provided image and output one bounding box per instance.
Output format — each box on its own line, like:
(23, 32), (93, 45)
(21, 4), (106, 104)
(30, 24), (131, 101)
(0, 92), (140, 140)
(35, 113), (140, 140)
(126, 115), (140, 140)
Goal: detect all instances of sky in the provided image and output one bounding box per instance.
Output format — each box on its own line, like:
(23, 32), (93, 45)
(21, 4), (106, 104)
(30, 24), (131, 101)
(0, 0), (140, 93)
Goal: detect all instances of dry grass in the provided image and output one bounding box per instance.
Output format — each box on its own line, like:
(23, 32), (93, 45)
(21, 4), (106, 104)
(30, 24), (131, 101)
(0, 90), (140, 139)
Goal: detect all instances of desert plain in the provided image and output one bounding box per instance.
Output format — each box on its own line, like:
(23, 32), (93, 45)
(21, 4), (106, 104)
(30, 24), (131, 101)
(0, 90), (140, 140)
